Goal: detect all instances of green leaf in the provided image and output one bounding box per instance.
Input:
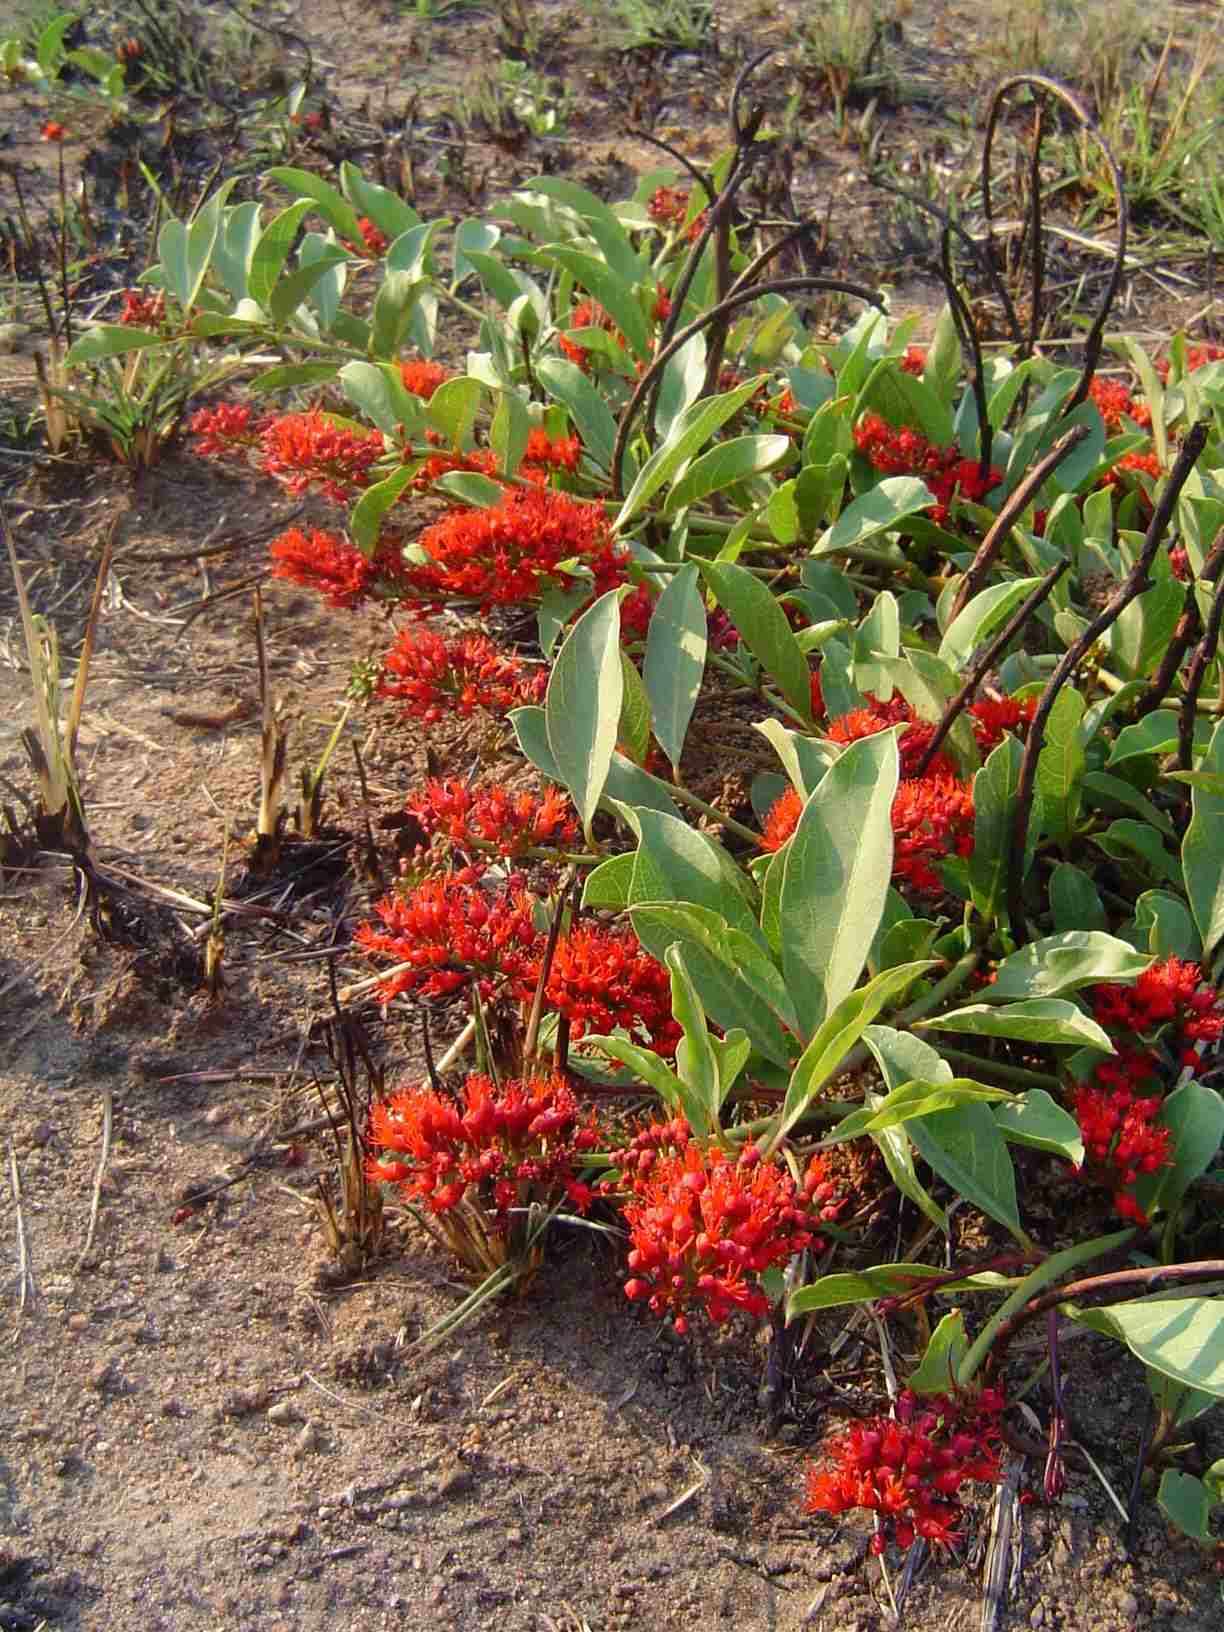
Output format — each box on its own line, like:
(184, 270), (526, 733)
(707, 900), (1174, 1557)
(36, 12), (73, 75)
(667, 946), (722, 1138)
(510, 706), (682, 821)
(778, 730), (900, 1036)
(65, 326), (168, 365)
(989, 931), (1150, 1001)
(247, 362), (342, 394)
(1069, 1298), (1224, 1397)
(339, 360), (413, 436)
(339, 163), (419, 240)
(753, 718), (837, 799)
(969, 735), (1024, 926)
(643, 563), (706, 773)
(267, 247), (350, 324)
(583, 1034), (685, 1116)
(265, 166), (364, 242)
(427, 375), (483, 449)
(827, 1078), (1014, 1143)
(1108, 710), (1181, 765)
(1183, 719), (1224, 961)
(698, 559), (812, 721)
(917, 998), (1113, 1052)
(630, 902), (799, 1065)
(907, 1101), (1023, 1240)
(490, 389), (531, 478)
(1050, 863), (1109, 933)
(616, 376), (766, 530)
(1094, 820), (1182, 888)
(937, 577), (1043, 671)
(248, 200), (313, 309)
(773, 962), (936, 1144)
(993, 1090), (1085, 1163)
(350, 466), (415, 556)
(545, 589), (624, 840)
(544, 245), (650, 361)
(854, 359), (956, 447)
(433, 471), (505, 508)
(1082, 770), (1176, 837)
(664, 434), (792, 516)
(1036, 686), (1086, 847)
(617, 650), (652, 765)
(814, 476), (935, 556)
(371, 271), (428, 360)
(536, 356), (617, 471)
(1157, 1471), (1216, 1546)
(582, 852), (634, 909)
(861, 1026), (951, 1230)
(787, 1263), (955, 1319)
(1133, 1081), (1224, 1219)
(1133, 890), (1202, 960)
(909, 1312), (969, 1395)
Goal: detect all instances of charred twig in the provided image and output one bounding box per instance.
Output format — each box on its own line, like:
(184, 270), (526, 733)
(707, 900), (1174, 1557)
(1007, 422), (1208, 927)
(612, 275), (883, 498)
(949, 425), (1089, 622)
(522, 866), (576, 1066)
(76, 1090), (113, 1268)
(7, 1141), (37, 1315)
(990, 1256), (1224, 1366)
(1136, 531), (1224, 718)
(939, 225), (995, 478)
(914, 559), (1069, 778)
(114, 506), (304, 564)
(981, 75), (1128, 410)
(625, 127), (713, 202)
(1178, 564), (1224, 774)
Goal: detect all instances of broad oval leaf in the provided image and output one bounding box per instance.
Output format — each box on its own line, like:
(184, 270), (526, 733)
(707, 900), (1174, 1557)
(536, 356), (617, 471)
(545, 589), (624, 840)
(698, 559), (813, 722)
(664, 434), (792, 516)
(616, 376), (766, 530)
(993, 1090), (1085, 1163)
(1070, 1298), (1224, 1398)
(778, 729), (900, 1036)
(814, 476), (935, 556)
(1183, 719), (1224, 961)
(989, 931), (1150, 1001)
(643, 563), (707, 772)
(938, 577), (1043, 670)
(907, 1101), (1024, 1241)
(248, 200), (313, 309)
(917, 998), (1113, 1052)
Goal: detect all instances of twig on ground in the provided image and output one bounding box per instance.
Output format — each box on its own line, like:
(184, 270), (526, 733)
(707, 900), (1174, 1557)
(8, 1140), (37, 1316)
(76, 1090), (113, 1267)
(979, 1456), (1025, 1632)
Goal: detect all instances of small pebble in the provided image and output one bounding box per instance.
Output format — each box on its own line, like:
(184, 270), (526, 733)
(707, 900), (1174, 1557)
(268, 1399), (303, 1426)
(66, 1313), (89, 1334)
(293, 1422), (321, 1457)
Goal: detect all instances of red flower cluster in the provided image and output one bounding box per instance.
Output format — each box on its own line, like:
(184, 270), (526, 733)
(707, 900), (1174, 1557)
(967, 694), (1037, 753)
(558, 299), (621, 373)
(648, 186), (690, 227)
(1101, 449), (1162, 489)
(261, 410), (386, 502)
(522, 427), (582, 473)
(1157, 343), (1224, 381)
(853, 414), (1003, 528)
(352, 216), (389, 257)
(1069, 958), (1222, 1220)
(377, 625), (547, 723)
(270, 526), (374, 609)
(1091, 956), (1224, 1066)
(405, 487), (627, 608)
(407, 778), (579, 857)
(805, 1386), (1005, 1553)
(367, 1071), (599, 1222)
(546, 924), (682, 1058)
(119, 288), (165, 327)
(40, 121), (66, 142)
(899, 346), (926, 376)
(1087, 375), (1152, 431)
(760, 695), (986, 898)
(354, 870), (542, 1001)
(613, 1122), (838, 1333)
(192, 406), (386, 502)
(400, 359), (451, 399)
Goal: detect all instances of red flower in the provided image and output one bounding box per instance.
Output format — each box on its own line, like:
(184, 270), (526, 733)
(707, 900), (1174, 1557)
(367, 1072), (599, 1234)
(853, 414), (1003, 528)
(119, 288), (165, 327)
(827, 695), (952, 778)
(899, 345), (926, 376)
(259, 411), (385, 502)
(400, 359), (451, 400)
(269, 526), (374, 609)
(521, 428), (582, 476)
(1088, 375), (1151, 431)
(354, 871), (543, 1002)
(890, 773), (975, 897)
(40, 121), (66, 142)
(190, 402), (266, 458)
(407, 778), (579, 858)
(405, 487), (628, 609)
(761, 786), (802, 853)
(648, 186), (690, 228)
(558, 299), (622, 372)
(967, 694), (1037, 753)
(619, 582), (655, 643)
(1091, 956), (1224, 1046)
(547, 923), (682, 1057)
(804, 1387), (1004, 1554)
(1101, 449), (1162, 489)
(377, 625), (547, 723)
(355, 216), (389, 257)
(614, 1127), (829, 1333)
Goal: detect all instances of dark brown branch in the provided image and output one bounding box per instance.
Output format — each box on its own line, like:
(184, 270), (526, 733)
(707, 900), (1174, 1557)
(1178, 558), (1224, 774)
(949, 423), (1090, 622)
(1006, 422), (1209, 927)
(912, 559), (1069, 778)
(939, 225), (995, 479)
(611, 275), (883, 498)
(990, 1259), (1224, 1367)
(1136, 529), (1224, 719)
(981, 75), (1128, 414)
(625, 127), (714, 203)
